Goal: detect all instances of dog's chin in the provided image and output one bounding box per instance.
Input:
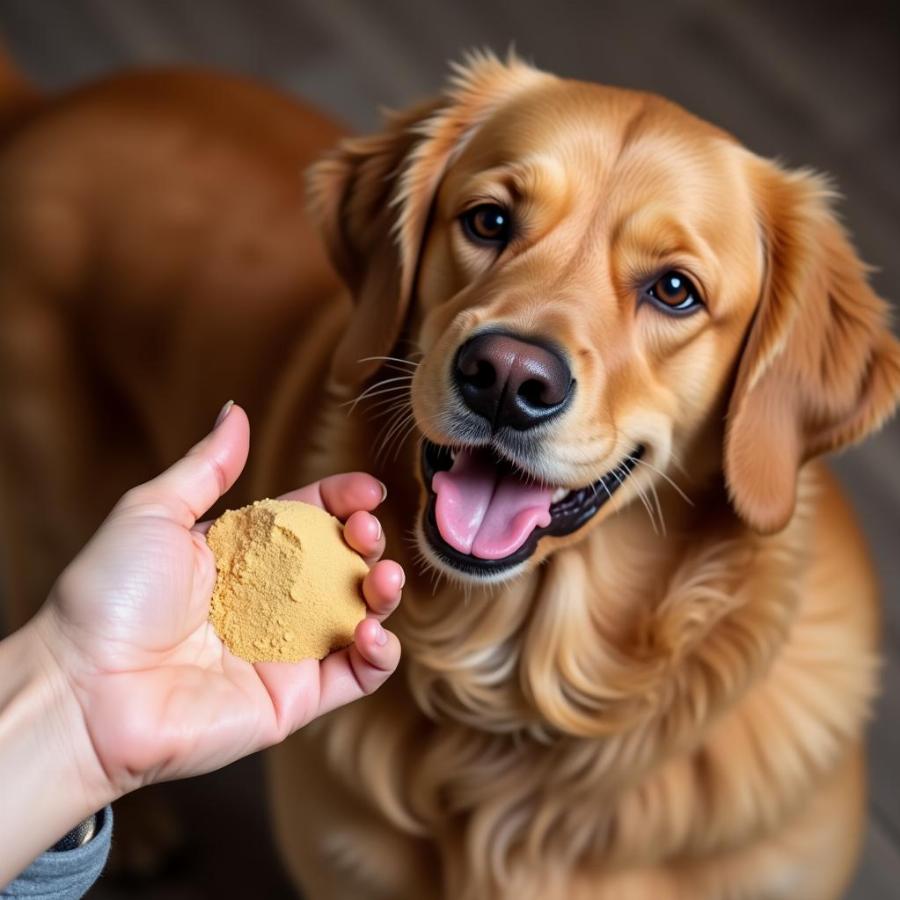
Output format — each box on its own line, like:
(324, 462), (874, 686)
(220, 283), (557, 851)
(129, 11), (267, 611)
(417, 439), (645, 585)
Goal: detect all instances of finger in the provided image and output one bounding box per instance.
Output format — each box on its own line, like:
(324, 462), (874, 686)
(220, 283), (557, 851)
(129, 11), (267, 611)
(254, 621), (400, 736)
(253, 657), (320, 741)
(362, 560), (404, 621)
(343, 511), (385, 564)
(315, 620), (400, 719)
(193, 472), (386, 535)
(276, 473), (386, 521)
(119, 403), (250, 527)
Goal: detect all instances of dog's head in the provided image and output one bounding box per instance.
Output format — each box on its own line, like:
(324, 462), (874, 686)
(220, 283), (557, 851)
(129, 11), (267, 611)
(311, 52), (900, 584)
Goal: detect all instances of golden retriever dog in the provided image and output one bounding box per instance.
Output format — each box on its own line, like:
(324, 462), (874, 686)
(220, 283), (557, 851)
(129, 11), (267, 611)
(1, 50), (899, 898)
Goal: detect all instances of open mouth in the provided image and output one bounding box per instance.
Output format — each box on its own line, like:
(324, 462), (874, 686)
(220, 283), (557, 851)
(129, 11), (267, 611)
(421, 440), (645, 576)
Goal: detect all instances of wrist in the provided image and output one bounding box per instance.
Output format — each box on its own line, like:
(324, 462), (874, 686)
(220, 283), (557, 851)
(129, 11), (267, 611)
(0, 615), (117, 884)
(27, 610), (121, 809)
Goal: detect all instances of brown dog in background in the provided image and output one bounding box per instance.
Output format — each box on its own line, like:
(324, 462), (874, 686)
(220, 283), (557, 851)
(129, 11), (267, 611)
(1, 50), (899, 898)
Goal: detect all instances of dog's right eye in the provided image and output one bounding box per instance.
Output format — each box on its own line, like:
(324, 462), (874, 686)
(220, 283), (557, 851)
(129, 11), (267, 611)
(460, 204), (512, 247)
(644, 271), (703, 315)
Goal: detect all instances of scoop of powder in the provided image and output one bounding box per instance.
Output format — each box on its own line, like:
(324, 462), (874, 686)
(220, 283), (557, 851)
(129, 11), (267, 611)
(206, 499), (368, 662)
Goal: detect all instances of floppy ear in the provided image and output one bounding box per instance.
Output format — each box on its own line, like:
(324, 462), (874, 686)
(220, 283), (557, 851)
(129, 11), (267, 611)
(307, 50), (547, 390)
(724, 161), (900, 533)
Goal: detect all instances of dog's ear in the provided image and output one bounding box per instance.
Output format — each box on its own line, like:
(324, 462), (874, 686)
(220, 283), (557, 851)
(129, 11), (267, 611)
(307, 50), (547, 390)
(724, 161), (900, 533)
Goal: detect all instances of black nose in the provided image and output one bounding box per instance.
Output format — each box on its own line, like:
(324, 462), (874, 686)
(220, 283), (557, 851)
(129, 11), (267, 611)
(453, 332), (574, 430)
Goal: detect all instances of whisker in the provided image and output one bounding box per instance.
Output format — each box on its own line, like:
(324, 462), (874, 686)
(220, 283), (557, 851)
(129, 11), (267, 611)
(374, 408), (413, 461)
(392, 417), (421, 462)
(430, 560), (441, 595)
(360, 396), (414, 420)
(372, 363), (420, 376)
(371, 401), (408, 440)
(357, 355), (420, 370)
(646, 477), (666, 536)
(343, 383), (413, 415)
(352, 373), (415, 391)
(633, 475), (660, 535)
(350, 382), (413, 400)
(611, 464), (658, 534)
(629, 456), (693, 507)
(342, 375), (415, 413)
(593, 474), (642, 528)
(377, 410), (415, 462)
(381, 404), (436, 460)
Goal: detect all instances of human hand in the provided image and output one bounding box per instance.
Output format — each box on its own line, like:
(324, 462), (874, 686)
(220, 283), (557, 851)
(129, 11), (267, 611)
(26, 403), (403, 810)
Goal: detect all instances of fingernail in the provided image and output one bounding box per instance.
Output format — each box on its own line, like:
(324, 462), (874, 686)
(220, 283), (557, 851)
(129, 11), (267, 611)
(374, 622), (388, 646)
(376, 480), (387, 503)
(214, 400), (234, 429)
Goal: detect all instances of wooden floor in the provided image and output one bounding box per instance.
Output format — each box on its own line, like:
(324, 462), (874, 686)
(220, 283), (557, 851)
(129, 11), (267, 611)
(1, 1), (898, 896)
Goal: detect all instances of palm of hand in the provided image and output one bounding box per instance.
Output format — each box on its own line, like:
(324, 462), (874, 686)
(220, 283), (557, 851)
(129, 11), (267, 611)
(36, 408), (402, 799)
(48, 504), (258, 793)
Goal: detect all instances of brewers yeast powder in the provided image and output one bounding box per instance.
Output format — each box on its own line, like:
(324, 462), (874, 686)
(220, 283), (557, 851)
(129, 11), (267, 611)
(207, 499), (368, 662)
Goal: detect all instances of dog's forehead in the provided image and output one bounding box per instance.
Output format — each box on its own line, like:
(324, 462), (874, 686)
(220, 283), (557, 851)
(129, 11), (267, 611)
(452, 79), (747, 216)
(464, 79), (735, 165)
(445, 79), (759, 276)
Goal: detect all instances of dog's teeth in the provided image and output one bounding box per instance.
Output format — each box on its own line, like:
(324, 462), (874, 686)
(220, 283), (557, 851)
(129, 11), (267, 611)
(449, 449), (456, 461)
(551, 488), (568, 504)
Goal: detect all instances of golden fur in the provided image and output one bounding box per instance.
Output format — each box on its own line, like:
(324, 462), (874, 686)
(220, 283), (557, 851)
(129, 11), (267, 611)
(1, 50), (899, 898)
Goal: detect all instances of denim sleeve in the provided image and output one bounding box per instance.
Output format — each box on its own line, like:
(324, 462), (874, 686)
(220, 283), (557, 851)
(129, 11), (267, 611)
(1, 807), (113, 899)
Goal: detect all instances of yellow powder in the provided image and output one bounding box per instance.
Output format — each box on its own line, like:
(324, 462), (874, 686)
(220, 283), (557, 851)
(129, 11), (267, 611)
(206, 499), (368, 662)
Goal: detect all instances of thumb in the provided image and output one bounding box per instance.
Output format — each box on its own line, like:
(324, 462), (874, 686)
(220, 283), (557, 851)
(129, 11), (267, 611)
(117, 402), (250, 527)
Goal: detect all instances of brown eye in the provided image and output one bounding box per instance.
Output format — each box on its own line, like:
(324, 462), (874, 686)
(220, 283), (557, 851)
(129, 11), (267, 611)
(460, 203), (512, 246)
(646, 271), (702, 314)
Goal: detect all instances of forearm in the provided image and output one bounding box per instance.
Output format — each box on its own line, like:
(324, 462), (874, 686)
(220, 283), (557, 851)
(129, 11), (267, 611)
(0, 617), (114, 887)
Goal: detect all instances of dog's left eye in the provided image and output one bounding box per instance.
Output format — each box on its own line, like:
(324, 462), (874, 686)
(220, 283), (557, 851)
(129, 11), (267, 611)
(645, 271), (703, 314)
(460, 204), (512, 247)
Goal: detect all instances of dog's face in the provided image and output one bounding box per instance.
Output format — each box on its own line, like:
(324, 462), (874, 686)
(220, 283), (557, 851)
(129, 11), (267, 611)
(312, 54), (900, 584)
(409, 80), (761, 580)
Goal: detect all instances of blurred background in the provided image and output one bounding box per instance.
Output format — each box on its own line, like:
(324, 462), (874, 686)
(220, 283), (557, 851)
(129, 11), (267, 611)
(0, 0), (897, 896)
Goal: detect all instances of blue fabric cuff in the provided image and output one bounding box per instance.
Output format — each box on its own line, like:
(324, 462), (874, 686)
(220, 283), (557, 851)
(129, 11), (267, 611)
(2, 806), (113, 899)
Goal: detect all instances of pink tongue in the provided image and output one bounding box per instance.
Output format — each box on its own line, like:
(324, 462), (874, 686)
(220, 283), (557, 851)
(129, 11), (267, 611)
(432, 449), (553, 560)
